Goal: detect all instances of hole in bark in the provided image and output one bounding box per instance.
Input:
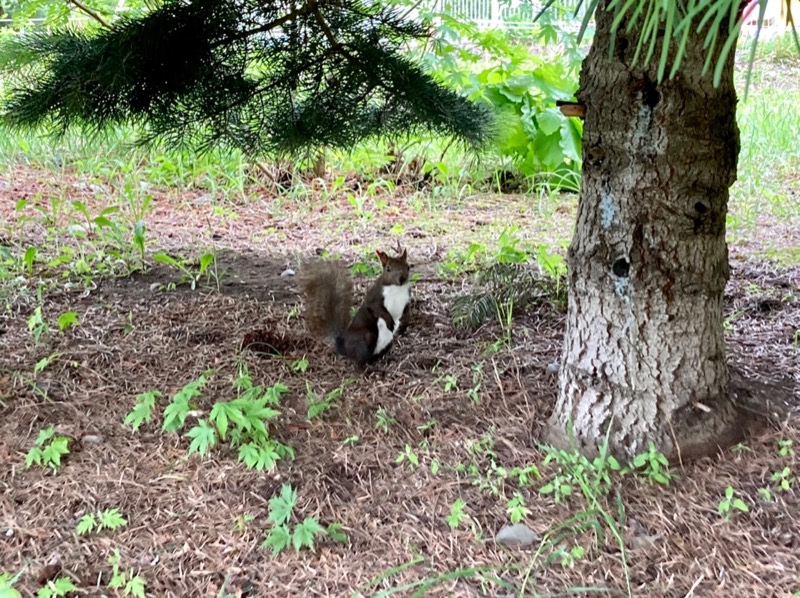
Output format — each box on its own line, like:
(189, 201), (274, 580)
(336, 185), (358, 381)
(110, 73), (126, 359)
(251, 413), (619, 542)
(615, 37), (629, 60)
(587, 146), (605, 165)
(640, 75), (660, 108)
(612, 258), (630, 278)
(694, 201), (709, 214)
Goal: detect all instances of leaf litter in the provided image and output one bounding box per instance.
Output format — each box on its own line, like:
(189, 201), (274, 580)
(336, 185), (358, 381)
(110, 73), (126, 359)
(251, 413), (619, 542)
(0, 164), (798, 596)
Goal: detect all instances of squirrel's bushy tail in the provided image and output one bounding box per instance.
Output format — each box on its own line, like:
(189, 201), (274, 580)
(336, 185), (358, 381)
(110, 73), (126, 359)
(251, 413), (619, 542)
(299, 261), (354, 345)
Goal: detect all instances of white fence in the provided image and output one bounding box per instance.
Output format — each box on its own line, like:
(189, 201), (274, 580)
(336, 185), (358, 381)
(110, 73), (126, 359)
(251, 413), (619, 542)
(432, 0), (584, 29)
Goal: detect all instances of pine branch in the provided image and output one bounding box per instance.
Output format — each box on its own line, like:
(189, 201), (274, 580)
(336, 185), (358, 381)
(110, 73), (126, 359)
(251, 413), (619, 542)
(67, 0), (112, 29)
(0, 0), (493, 155)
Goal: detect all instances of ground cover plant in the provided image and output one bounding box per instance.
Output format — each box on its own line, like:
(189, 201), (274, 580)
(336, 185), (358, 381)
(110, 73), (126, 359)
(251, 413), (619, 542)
(1, 3), (800, 597)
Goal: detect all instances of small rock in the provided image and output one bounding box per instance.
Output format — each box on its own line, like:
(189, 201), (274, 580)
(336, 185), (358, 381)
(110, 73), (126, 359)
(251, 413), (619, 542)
(280, 268), (295, 277)
(81, 435), (104, 445)
(37, 553), (62, 585)
(149, 283), (162, 292)
(5, 527), (13, 538)
(68, 224), (87, 236)
(546, 362), (560, 376)
(193, 193), (214, 205)
(139, 181), (151, 190)
(495, 523), (539, 547)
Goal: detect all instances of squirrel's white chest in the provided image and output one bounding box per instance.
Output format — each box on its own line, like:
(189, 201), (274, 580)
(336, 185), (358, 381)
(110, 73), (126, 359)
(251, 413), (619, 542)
(374, 318), (394, 355)
(382, 283), (410, 331)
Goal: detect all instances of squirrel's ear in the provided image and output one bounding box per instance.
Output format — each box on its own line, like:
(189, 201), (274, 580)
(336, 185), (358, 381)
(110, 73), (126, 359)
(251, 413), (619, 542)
(401, 249), (407, 260)
(376, 250), (388, 264)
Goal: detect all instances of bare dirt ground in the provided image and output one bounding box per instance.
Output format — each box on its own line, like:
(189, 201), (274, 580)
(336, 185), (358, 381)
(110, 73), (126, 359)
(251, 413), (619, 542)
(1, 166), (799, 597)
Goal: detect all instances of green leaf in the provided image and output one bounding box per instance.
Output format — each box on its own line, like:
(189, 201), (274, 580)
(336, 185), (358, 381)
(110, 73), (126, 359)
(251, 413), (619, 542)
(44, 577), (77, 597)
(42, 436), (70, 469)
(124, 390), (159, 432)
(308, 400), (333, 420)
(293, 517), (325, 552)
(57, 311), (79, 332)
(25, 447), (42, 468)
(34, 426), (56, 446)
(537, 108), (563, 136)
(186, 420), (217, 457)
(732, 498), (749, 513)
(268, 484), (296, 526)
(326, 523), (348, 544)
(93, 216), (114, 228)
(533, 131), (566, 169)
(262, 525), (291, 556)
(162, 400), (189, 433)
(76, 513), (96, 535)
(34, 352), (62, 374)
(162, 374), (209, 433)
(559, 118), (582, 163)
(153, 252), (181, 268)
(125, 575), (146, 598)
(98, 508), (128, 531)
(23, 246), (36, 273)
(447, 498), (466, 529)
(199, 252), (215, 273)
(0, 572), (23, 598)
(209, 402), (230, 440)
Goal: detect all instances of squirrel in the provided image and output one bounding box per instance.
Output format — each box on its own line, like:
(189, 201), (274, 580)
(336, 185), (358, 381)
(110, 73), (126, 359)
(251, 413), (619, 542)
(299, 248), (411, 367)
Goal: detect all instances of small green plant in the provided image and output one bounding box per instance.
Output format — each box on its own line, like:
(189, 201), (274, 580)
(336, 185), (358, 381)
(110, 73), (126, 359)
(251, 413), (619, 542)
(34, 352), (62, 375)
(553, 544), (586, 569)
(374, 408), (397, 433)
(441, 374), (459, 393)
(532, 423), (632, 595)
(76, 508), (128, 536)
(261, 484), (346, 555)
(290, 356), (309, 373)
(37, 577), (78, 598)
(153, 251), (218, 291)
(778, 439), (794, 459)
(108, 549), (147, 598)
(466, 362), (484, 403)
(124, 390), (161, 432)
(395, 444), (420, 468)
(350, 256), (381, 277)
(25, 427), (70, 471)
(342, 434), (360, 447)
(162, 372), (213, 433)
(0, 571), (22, 598)
(56, 311), (79, 332)
(718, 486), (749, 519)
(730, 442), (752, 454)
(27, 305), (49, 343)
(23, 246), (37, 274)
(506, 493), (530, 524)
(447, 498), (467, 529)
(306, 382), (345, 419)
(184, 377), (293, 471)
(539, 433), (621, 505)
(233, 513), (254, 532)
(629, 441), (674, 486)
(123, 312), (136, 335)
(417, 419), (437, 434)
(757, 486), (774, 502)
(769, 466), (795, 492)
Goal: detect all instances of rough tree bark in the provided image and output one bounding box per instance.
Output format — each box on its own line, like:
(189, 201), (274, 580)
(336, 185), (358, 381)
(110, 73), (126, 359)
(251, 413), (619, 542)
(546, 3), (745, 460)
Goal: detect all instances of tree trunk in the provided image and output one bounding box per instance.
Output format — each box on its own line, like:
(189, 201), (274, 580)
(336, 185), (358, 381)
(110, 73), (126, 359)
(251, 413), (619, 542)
(546, 4), (745, 460)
